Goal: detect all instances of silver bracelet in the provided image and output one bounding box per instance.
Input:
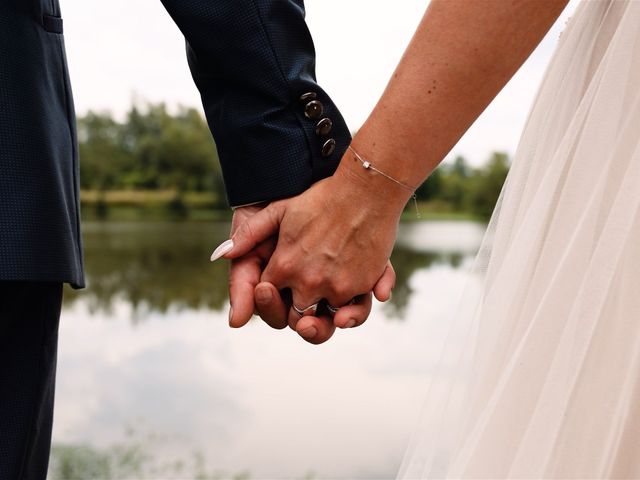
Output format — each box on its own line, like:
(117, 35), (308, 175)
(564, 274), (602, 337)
(347, 145), (421, 218)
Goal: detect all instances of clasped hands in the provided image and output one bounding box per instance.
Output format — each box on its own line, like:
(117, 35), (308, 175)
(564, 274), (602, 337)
(211, 169), (405, 344)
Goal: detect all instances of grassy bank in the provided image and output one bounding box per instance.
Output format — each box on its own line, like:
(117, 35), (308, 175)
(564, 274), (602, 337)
(80, 190), (484, 222)
(401, 200), (481, 222)
(81, 189), (221, 208)
(80, 189), (230, 221)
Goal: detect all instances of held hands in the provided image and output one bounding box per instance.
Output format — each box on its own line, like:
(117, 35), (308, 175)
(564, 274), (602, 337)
(214, 169), (405, 344)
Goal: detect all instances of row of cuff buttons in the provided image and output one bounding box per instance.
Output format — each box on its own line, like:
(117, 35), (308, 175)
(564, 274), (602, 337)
(299, 92), (336, 157)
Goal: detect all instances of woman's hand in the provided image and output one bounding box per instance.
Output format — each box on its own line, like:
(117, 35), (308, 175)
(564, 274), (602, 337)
(221, 161), (407, 334)
(219, 202), (394, 344)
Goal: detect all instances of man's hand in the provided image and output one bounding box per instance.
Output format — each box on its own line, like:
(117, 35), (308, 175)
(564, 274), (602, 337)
(224, 205), (288, 329)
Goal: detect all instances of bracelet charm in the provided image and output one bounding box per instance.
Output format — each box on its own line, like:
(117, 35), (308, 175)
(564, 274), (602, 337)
(348, 145), (421, 218)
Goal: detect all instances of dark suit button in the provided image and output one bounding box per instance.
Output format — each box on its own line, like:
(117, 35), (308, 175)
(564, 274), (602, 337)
(299, 92), (317, 103)
(315, 118), (333, 136)
(321, 139), (336, 157)
(304, 100), (324, 120)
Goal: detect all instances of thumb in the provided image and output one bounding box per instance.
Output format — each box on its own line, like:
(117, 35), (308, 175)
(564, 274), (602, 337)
(210, 202), (284, 261)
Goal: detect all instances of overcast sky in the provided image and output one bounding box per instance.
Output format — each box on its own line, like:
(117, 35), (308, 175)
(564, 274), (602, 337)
(62, 0), (579, 166)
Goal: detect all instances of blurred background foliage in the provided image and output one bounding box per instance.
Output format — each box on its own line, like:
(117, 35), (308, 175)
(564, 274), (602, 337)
(62, 222), (465, 320)
(78, 102), (510, 220)
(49, 427), (257, 480)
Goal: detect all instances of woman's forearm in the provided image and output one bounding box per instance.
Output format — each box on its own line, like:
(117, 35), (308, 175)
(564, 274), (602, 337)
(220, 0), (570, 340)
(336, 0), (569, 211)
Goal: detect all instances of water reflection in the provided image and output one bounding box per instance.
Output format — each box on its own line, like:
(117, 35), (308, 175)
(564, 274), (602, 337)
(64, 221), (485, 320)
(53, 220), (486, 479)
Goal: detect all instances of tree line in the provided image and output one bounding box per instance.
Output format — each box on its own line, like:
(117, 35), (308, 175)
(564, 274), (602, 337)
(78, 103), (226, 209)
(78, 103), (510, 219)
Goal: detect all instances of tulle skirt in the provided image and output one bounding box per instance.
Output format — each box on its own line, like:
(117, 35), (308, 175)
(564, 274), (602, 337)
(399, 1), (640, 478)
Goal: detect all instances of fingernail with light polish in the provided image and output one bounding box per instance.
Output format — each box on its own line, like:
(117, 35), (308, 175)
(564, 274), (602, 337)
(300, 326), (317, 339)
(344, 319), (356, 329)
(228, 306), (234, 325)
(210, 239), (234, 262)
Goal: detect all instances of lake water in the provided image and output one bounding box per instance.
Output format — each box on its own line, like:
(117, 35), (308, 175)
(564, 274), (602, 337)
(51, 220), (486, 479)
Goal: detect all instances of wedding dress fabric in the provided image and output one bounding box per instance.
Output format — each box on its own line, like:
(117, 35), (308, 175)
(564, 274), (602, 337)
(399, 1), (640, 478)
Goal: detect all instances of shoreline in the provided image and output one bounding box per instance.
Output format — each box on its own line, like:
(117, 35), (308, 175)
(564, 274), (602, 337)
(80, 190), (484, 222)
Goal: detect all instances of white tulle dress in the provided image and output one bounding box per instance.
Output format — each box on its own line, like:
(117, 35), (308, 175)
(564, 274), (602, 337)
(399, 1), (640, 478)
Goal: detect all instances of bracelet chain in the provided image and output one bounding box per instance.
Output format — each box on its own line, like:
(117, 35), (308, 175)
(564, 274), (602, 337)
(347, 145), (421, 218)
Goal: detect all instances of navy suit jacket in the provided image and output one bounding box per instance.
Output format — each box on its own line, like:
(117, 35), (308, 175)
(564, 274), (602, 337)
(0, 0), (350, 288)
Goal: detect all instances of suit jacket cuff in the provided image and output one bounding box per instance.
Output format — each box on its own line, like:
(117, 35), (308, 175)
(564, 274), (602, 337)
(219, 88), (351, 207)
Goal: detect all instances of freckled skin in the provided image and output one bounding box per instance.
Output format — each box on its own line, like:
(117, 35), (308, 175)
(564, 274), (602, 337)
(350, 0), (568, 189)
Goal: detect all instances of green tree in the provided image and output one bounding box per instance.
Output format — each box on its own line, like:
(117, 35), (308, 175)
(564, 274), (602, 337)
(415, 165), (443, 202)
(451, 154), (471, 178)
(78, 112), (132, 190)
(440, 156), (471, 211)
(78, 102), (228, 207)
(468, 152), (510, 218)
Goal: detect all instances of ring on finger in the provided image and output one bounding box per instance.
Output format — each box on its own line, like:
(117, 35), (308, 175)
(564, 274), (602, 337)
(292, 302), (319, 317)
(326, 297), (358, 315)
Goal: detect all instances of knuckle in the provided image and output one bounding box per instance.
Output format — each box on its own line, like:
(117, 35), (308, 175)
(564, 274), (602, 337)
(276, 257), (295, 277)
(300, 272), (326, 292)
(263, 256), (292, 284)
(329, 278), (356, 300)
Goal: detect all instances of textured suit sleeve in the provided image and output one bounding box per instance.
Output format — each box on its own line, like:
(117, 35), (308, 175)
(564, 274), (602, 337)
(159, 0), (351, 207)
